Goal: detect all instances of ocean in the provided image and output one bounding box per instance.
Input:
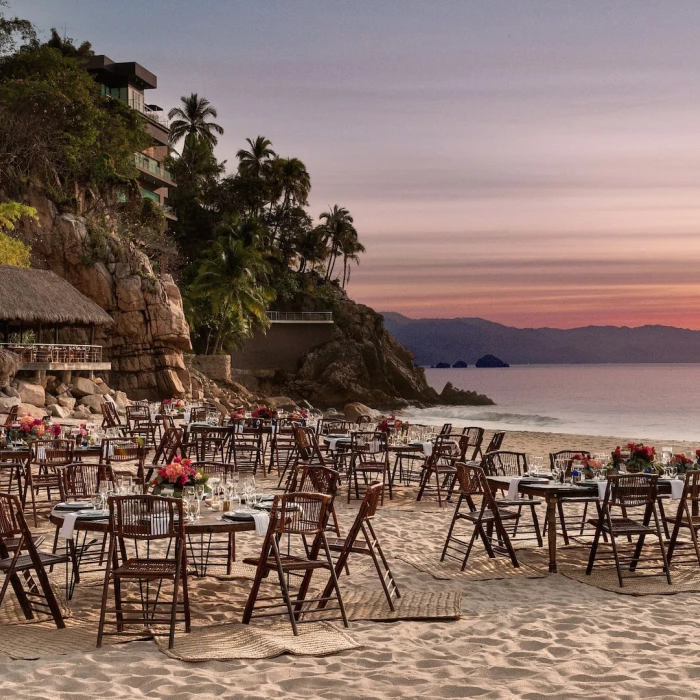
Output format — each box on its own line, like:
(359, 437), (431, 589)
(400, 364), (700, 442)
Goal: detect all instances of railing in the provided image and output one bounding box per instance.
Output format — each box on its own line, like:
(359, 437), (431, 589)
(128, 98), (170, 128)
(266, 311), (333, 323)
(134, 153), (173, 182)
(1, 343), (103, 363)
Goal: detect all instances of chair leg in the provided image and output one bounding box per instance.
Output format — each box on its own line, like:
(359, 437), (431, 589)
(557, 500), (570, 545)
(441, 503), (461, 561)
(585, 520), (604, 575)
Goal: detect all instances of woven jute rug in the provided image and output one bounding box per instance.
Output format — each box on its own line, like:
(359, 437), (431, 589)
(0, 618), (150, 659)
(397, 551), (546, 581)
(343, 588), (462, 621)
(519, 546), (700, 596)
(0, 582), (71, 625)
(154, 621), (361, 661)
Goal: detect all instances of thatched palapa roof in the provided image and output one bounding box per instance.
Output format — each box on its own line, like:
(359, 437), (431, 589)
(0, 266), (113, 326)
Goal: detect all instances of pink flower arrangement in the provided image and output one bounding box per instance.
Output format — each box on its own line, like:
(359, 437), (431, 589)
(48, 424), (62, 438)
(152, 457), (208, 489)
(230, 408), (246, 420)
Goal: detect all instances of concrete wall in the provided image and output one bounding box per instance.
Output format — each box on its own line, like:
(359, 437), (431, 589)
(230, 324), (335, 373)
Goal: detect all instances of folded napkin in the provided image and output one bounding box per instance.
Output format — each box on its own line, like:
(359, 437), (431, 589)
(507, 478), (521, 501)
(418, 441), (434, 456)
(37, 445), (46, 461)
(326, 437), (340, 451)
(252, 511), (270, 536)
(670, 479), (685, 499)
(597, 481), (608, 500)
(59, 513), (79, 540)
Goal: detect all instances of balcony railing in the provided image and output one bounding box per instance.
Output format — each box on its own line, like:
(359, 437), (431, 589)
(266, 311), (333, 324)
(128, 98), (170, 128)
(2, 343), (103, 363)
(134, 153), (174, 183)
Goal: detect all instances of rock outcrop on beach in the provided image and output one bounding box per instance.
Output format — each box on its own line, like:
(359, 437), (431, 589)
(275, 281), (440, 409)
(15, 189), (192, 400)
(439, 381), (494, 405)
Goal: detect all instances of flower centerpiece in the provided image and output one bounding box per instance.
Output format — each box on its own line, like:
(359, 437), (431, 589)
(47, 423), (62, 439)
(252, 406), (277, 420)
(288, 408), (308, 422)
(19, 415), (45, 444)
(670, 453), (694, 475)
(151, 457), (209, 498)
(625, 442), (656, 473)
(695, 449), (700, 468)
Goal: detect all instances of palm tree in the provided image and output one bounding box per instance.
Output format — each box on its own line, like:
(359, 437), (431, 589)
(270, 157), (311, 210)
(319, 205), (357, 282)
(191, 233), (275, 354)
(168, 93), (224, 149)
(236, 136), (276, 179)
(339, 232), (366, 288)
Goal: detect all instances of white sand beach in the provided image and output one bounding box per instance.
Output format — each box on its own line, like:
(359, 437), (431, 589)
(2, 429), (699, 700)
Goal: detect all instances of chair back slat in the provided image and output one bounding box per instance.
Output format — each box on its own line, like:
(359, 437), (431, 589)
(270, 492), (330, 536)
(109, 495), (183, 540)
(485, 451), (527, 477)
(0, 492), (22, 537)
(607, 473), (657, 508)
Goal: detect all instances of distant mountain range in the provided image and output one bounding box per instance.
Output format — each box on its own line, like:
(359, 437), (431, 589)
(381, 313), (700, 365)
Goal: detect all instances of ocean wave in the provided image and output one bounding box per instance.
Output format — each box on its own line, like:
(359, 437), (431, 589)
(401, 407), (565, 428)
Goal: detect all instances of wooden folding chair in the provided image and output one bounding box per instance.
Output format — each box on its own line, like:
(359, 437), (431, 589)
(323, 482), (400, 610)
(586, 473), (671, 587)
(97, 495), (190, 649)
(441, 462), (520, 570)
(0, 493), (71, 627)
(242, 492), (348, 635)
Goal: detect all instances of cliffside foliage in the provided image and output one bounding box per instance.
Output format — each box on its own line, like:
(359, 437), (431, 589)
(0, 201), (35, 266)
(166, 94), (366, 354)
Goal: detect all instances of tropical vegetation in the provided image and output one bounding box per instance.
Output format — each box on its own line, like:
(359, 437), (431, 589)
(0, 3), (366, 354)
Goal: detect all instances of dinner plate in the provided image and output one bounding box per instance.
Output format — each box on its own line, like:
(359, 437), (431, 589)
(223, 509), (259, 521)
(75, 509), (109, 519)
(55, 501), (93, 511)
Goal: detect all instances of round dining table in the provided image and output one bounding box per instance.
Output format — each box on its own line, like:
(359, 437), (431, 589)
(50, 506), (256, 585)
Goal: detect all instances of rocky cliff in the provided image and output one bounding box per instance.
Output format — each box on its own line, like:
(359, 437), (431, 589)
(279, 281), (440, 409)
(15, 189), (192, 399)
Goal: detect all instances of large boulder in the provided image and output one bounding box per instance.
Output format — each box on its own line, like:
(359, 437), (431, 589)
(17, 403), (48, 418)
(44, 393), (58, 407)
(92, 378), (111, 395)
(51, 404), (73, 419)
(71, 406), (92, 420)
(0, 349), (19, 388)
(71, 377), (99, 398)
(344, 402), (381, 422)
(262, 396), (297, 411)
(57, 395), (77, 411)
(78, 394), (106, 413)
(16, 379), (45, 408)
(0, 395), (20, 413)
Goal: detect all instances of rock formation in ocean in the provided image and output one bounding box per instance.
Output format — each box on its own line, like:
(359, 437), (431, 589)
(475, 354), (509, 368)
(15, 188), (192, 399)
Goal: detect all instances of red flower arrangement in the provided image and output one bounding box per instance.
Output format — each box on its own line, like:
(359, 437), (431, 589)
(626, 442), (656, 472)
(19, 416), (45, 440)
(252, 406), (277, 420)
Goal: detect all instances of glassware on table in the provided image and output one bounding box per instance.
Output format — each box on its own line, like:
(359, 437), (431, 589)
(92, 494), (102, 510)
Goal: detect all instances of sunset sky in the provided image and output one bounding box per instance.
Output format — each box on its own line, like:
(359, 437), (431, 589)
(13, 0), (700, 328)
